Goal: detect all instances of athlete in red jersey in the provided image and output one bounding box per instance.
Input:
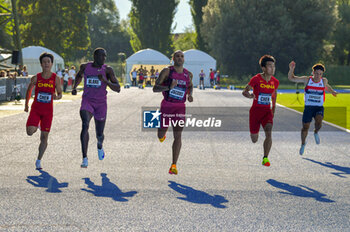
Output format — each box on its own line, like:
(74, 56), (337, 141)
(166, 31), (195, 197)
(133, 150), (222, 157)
(25, 52), (62, 170)
(288, 61), (337, 155)
(153, 50), (193, 174)
(242, 55), (279, 167)
(209, 68), (215, 87)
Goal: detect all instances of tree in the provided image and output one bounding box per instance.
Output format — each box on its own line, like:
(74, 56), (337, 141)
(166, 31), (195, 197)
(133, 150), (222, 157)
(0, 0), (15, 50)
(129, 0), (179, 55)
(173, 26), (196, 51)
(17, 0), (90, 61)
(88, 0), (132, 61)
(202, 0), (336, 77)
(333, 0), (350, 65)
(189, 0), (208, 51)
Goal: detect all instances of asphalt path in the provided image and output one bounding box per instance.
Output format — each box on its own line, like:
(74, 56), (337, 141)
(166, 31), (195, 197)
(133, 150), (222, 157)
(0, 88), (349, 231)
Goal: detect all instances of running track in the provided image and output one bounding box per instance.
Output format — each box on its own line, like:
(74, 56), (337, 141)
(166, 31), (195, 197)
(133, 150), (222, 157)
(0, 88), (349, 231)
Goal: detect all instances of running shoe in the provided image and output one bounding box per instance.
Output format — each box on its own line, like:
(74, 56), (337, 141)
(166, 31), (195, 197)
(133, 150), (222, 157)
(299, 143), (306, 155)
(35, 160), (42, 170)
(169, 164), (178, 175)
(159, 135), (166, 143)
(81, 158), (88, 168)
(314, 132), (320, 145)
(262, 157), (270, 167)
(98, 148), (105, 160)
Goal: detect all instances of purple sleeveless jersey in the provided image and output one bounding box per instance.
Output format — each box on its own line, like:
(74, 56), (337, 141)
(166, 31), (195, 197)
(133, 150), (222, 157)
(82, 62), (108, 101)
(80, 62), (108, 120)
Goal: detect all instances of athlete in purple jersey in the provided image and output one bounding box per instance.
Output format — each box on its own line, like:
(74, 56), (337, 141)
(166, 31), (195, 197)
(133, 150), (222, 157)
(153, 50), (194, 175)
(72, 48), (120, 168)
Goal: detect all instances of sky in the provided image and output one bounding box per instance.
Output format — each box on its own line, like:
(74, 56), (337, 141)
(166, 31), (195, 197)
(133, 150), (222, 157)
(114, 0), (193, 33)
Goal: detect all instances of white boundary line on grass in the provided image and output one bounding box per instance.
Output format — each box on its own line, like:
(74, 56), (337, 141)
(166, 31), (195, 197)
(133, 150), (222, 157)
(276, 103), (350, 134)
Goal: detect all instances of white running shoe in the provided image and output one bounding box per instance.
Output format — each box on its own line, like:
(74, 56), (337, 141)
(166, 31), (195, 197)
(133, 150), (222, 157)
(314, 132), (320, 144)
(299, 144), (306, 155)
(98, 148), (105, 160)
(81, 158), (88, 168)
(35, 160), (42, 170)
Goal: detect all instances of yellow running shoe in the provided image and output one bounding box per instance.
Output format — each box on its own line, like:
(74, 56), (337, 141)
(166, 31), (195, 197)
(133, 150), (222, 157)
(169, 164), (178, 175)
(159, 135), (166, 143)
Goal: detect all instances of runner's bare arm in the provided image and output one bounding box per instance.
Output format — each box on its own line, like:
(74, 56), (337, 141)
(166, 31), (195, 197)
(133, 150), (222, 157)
(242, 84), (254, 99)
(54, 75), (62, 100)
(72, 63), (86, 95)
(188, 72), (193, 102)
(323, 78), (337, 96)
(101, 66), (120, 93)
(288, 61), (308, 83)
(272, 89), (277, 116)
(153, 68), (172, 92)
(24, 75), (37, 112)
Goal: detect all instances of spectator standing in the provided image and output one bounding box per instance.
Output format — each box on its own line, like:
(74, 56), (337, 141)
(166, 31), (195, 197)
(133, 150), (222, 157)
(138, 66), (144, 86)
(63, 69), (69, 92)
(22, 65), (28, 77)
(56, 69), (63, 86)
(131, 68), (137, 86)
(150, 66), (156, 86)
(216, 70), (221, 86)
(199, 69), (205, 89)
(209, 68), (215, 87)
(69, 66), (76, 86)
(0, 70), (6, 78)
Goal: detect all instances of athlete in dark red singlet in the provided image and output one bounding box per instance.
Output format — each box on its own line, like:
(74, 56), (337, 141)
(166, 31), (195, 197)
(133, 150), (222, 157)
(153, 50), (194, 175)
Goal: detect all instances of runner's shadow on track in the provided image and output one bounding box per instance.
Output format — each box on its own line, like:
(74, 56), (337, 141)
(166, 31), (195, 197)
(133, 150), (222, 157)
(26, 170), (68, 193)
(266, 179), (334, 203)
(303, 158), (350, 178)
(81, 173), (137, 202)
(168, 181), (228, 208)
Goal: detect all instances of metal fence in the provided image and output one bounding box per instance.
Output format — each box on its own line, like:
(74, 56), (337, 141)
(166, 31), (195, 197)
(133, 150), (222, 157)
(0, 77), (32, 101)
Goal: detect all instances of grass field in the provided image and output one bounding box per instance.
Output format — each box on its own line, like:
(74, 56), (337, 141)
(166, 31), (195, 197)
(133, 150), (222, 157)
(277, 93), (350, 130)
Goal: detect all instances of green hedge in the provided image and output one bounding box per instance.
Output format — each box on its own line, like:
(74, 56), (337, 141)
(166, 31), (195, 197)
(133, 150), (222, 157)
(220, 65), (350, 86)
(324, 65), (350, 85)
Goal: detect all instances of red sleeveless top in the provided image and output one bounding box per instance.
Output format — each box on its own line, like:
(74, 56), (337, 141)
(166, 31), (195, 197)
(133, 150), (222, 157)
(32, 72), (56, 112)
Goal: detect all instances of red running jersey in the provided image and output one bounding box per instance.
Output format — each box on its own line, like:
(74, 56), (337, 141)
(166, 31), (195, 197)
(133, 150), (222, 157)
(248, 73), (279, 108)
(210, 71), (215, 80)
(32, 72), (56, 112)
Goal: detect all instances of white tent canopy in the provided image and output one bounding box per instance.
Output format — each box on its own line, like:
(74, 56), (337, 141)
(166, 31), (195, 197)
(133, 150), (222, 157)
(20, 46), (64, 75)
(183, 49), (216, 87)
(0, 53), (11, 61)
(0, 53), (12, 69)
(125, 48), (170, 83)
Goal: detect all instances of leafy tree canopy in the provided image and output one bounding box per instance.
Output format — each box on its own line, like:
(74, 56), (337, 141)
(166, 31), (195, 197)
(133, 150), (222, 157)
(202, 0), (336, 77)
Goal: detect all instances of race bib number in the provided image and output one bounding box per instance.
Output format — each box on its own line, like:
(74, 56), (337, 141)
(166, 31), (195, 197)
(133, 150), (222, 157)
(37, 92), (52, 103)
(86, 75), (101, 88)
(258, 93), (271, 105)
(169, 86), (186, 100)
(305, 94), (322, 104)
